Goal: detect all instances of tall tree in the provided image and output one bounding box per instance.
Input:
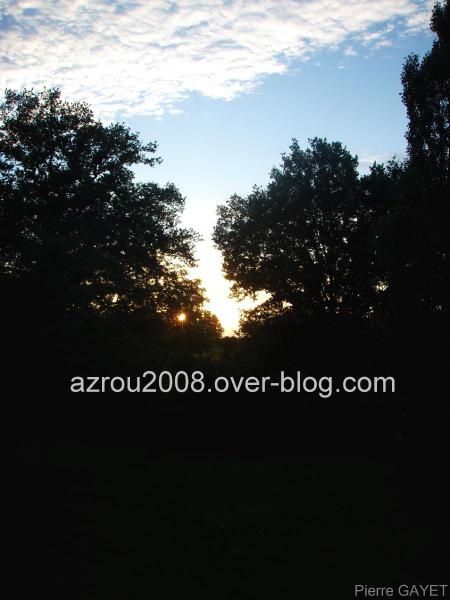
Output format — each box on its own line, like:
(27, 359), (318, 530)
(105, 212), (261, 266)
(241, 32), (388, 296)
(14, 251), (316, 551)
(387, 0), (450, 317)
(402, 0), (449, 185)
(0, 89), (219, 355)
(214, 138), (377, 332)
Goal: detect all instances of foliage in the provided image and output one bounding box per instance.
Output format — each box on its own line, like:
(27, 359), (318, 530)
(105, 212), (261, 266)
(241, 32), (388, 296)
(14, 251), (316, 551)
(394, 0), (449, 316)
(0, 88), (221, 364)
(214, 138), (386, 332)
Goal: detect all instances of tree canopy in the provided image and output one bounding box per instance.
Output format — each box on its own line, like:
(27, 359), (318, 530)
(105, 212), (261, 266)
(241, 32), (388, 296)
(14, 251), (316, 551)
(214, 138), (385, 332)
(395, 0), (449, 316)
(0, 88), (221, 365)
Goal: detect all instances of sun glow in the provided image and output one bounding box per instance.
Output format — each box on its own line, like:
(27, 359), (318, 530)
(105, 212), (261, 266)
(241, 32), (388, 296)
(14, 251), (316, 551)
(177, 312), (187, 323)
(191, 240), (267, 336)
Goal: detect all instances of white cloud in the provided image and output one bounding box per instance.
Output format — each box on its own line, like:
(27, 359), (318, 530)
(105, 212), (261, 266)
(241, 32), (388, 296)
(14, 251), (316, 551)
(358, 152), (406, 173)
(344, 46), (358, 56)
(0, 0), (433, 118)
(359, 153), (391, 165)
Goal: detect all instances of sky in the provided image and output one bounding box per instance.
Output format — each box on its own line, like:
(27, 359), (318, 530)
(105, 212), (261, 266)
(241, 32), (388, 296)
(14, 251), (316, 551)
(0, 0), (436, 334)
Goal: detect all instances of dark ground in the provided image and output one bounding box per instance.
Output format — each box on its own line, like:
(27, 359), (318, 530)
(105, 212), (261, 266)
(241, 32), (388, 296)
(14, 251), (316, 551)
(13, 437), (448, 599)
(7, 345), (449, 598)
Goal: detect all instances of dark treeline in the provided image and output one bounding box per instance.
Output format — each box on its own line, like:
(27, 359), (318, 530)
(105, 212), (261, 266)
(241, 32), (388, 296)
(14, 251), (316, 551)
(2, 1), (449, 454)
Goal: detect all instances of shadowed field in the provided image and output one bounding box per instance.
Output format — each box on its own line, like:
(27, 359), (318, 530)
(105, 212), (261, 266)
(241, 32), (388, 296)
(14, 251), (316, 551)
(15, 445), (448, 598)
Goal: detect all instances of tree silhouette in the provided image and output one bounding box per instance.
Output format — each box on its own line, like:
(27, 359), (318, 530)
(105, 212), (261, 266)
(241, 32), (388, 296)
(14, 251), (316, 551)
(0, 88), (220, 366)
(214, 138), (381, 334)
(364, 1), (449, 327)
(393, 0), (449, 316)
(402, 0), (449, 185)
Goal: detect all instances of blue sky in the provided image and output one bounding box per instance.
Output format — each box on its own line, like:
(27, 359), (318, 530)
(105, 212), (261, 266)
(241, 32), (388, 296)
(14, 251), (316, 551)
(0, 0), (435, 333)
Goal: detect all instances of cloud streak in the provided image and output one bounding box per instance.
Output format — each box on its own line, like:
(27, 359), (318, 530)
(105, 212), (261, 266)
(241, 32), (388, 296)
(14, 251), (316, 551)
(0, 0), (434, 118)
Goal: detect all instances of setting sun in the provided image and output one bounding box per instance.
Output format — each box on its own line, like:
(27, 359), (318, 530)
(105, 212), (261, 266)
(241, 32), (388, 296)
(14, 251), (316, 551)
(177, 312), (187, 323)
